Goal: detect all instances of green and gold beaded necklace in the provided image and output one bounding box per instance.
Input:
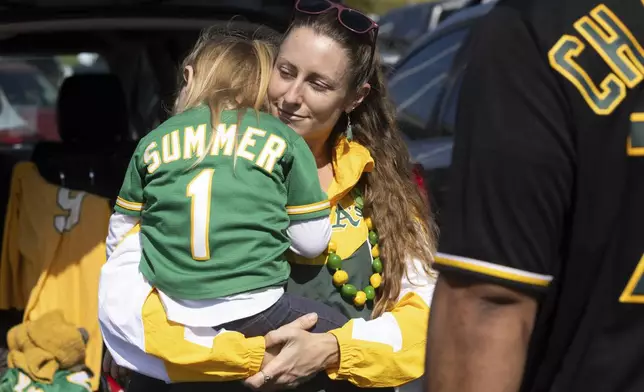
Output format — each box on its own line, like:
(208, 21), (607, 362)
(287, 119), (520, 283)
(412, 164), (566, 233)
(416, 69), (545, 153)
(325, 188), (383, 307)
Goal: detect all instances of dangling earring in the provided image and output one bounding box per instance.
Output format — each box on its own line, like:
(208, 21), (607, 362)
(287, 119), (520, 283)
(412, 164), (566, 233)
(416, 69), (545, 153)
(345, 112), (353, 141)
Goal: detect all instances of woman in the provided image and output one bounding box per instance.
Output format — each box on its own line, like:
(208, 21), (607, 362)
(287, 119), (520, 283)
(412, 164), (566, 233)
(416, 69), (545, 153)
(103, 1), (437, 390)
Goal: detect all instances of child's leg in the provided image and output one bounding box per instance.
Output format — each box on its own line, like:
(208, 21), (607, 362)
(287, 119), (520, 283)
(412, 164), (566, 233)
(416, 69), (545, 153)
(217, 297), (290, 338)
(274, 293), (348, 333)
(218, 294), (348, 337)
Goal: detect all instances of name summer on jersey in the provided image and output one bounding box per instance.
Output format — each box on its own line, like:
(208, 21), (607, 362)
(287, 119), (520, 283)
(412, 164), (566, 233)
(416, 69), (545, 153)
(143, 122), (289, 174)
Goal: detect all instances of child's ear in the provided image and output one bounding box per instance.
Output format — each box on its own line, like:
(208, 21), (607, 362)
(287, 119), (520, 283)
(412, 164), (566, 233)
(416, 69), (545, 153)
(184, 65), (194, 89)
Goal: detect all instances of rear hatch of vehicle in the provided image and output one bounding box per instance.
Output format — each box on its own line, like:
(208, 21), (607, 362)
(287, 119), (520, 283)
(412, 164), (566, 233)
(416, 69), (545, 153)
(0, 0), (296, 238)
(0, 0), (294, 29)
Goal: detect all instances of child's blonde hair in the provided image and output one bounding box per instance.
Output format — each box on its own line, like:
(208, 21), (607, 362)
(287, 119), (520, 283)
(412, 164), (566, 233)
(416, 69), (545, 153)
(175, 30), (276, 165)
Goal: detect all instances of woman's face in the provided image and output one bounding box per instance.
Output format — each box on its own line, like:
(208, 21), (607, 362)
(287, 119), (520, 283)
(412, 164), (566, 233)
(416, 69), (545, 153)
(267, 27), (355, 144)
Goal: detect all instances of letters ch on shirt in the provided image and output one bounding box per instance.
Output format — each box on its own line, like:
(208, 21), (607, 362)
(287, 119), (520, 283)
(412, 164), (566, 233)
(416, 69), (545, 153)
(546, 3), (644, 304)
(548, 3), (644, 116)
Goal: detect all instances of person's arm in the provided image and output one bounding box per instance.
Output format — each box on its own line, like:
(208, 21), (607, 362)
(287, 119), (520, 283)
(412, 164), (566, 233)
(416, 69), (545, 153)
(102, 224), (268, 382)
(105, 213), (139, 259)
(426, 5), (574, 392)
(119, 280), (316, 383)
(284, 137), (331, 226)
(326, 257), (434, 387)
(427, 274), (538, 392)
(105, 141), (147, 259)
(287, 216), (332, 259)
(283, 136), (333, 258)
(108, 247), (432, 386)
(244, 257), (436, 389)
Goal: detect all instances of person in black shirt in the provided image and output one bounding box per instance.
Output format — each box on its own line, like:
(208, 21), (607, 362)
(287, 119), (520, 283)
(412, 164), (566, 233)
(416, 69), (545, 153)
(426, 0), (644, 391)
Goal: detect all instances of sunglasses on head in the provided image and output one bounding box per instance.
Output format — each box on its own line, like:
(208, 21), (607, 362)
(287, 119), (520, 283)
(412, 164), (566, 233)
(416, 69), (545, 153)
(294, 0), (379, 71)
(294, 0), (379, 34)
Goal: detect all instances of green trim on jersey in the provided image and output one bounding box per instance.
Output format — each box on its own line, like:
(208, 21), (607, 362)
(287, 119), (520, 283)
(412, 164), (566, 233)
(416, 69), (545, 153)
(115, 107), (329, 299)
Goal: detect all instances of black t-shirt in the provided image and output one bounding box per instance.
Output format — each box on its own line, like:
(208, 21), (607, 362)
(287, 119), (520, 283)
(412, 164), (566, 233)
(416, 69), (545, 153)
(434, 0), (644, 391)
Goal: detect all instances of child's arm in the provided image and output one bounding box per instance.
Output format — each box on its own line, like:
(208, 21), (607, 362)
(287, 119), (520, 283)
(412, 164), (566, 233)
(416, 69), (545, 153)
(107, 143), (146, 259)
(106, 213), (140, 260)
(287, 216), (331, 258)
(284, 137), (332, 254)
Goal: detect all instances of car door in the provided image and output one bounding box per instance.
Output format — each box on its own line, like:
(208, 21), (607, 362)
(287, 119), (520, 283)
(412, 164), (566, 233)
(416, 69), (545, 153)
(388, 25), (469, 141)
(387, 3), (494, 220)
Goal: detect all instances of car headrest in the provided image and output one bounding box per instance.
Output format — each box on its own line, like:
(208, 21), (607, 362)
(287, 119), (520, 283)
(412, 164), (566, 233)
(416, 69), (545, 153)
(57, 74), (129, 144)
(31, 140), (137, 200)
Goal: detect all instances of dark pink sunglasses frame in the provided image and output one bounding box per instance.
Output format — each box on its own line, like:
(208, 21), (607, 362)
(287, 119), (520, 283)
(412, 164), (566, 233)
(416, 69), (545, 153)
(294, 0), (379, 34)
(293, 0), (379, 71)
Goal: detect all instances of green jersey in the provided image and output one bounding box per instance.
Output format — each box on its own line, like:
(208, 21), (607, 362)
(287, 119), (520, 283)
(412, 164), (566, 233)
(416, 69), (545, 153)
(115, 107), (330, 300)
(0, 369), (92, 392)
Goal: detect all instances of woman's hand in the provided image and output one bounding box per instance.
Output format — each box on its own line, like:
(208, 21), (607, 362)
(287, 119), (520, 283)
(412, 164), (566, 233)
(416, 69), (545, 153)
(244, 313), (341, 391)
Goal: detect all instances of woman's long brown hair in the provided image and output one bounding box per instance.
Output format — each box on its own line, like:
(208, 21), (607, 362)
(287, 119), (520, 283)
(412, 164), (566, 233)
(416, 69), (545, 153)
(287, 13), (438, 317)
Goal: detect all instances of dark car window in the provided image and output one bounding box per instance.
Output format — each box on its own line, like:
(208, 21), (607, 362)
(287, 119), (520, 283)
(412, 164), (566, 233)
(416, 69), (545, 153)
(0, 54), (110, 144)
(0, 70), (57, 107)
(388, 27), (469, 140)
(378, 3), (436, 45)
(432, 61), (466, 137)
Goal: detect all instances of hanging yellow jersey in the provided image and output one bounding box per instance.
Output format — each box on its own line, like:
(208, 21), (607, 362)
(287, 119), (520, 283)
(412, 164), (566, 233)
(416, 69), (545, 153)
(0, 162), (111, 390)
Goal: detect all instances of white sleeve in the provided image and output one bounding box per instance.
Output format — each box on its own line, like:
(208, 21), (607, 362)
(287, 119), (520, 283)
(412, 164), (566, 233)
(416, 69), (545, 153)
(397, 257), (437, 305)
(287, 215), (331, 259)
(348, 257), (436, 352)
(106, 212), (139, 260)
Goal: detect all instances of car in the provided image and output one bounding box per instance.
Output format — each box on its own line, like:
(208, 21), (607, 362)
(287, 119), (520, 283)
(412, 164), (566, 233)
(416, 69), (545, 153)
(0, 0), (295, 209)
(387, 1), (497, 223)
(0, 2), (294, 389)
(0, 60), (59, 143)
(0, 0), (293, 144)
(377, 0), (494, 68)
(0, 88), (28, 142)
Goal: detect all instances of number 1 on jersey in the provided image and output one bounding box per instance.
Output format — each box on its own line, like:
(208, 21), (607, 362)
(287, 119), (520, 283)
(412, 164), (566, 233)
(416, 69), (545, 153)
(186, 169), (214, 260)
